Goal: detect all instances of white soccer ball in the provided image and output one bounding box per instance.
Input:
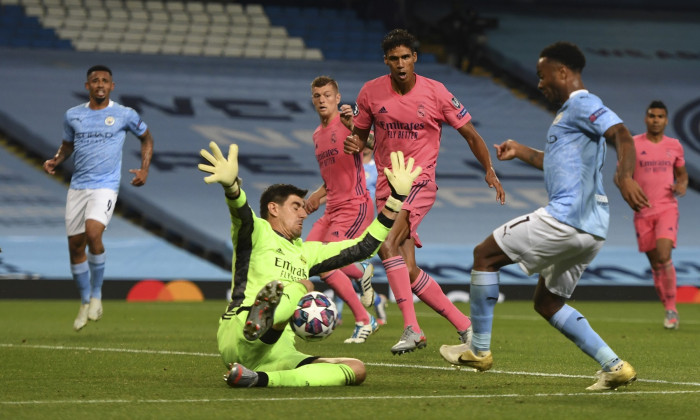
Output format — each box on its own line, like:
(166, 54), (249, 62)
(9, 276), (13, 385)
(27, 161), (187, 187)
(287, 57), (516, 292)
(290, 291), (338, 341)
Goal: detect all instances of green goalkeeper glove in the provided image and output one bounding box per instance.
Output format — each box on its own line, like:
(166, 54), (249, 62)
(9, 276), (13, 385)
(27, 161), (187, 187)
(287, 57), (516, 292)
(383, 150), (422, 212)
(198, 141), (240, 195)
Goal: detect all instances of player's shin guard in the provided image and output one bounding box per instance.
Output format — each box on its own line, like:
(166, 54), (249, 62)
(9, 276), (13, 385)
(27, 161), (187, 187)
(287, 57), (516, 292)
(549, 304), (619, 370)
(470, 270), (499, 352)
(71, 261), (91, 304)
(87, 251), (106, 299)
(265, 363), (357, 387)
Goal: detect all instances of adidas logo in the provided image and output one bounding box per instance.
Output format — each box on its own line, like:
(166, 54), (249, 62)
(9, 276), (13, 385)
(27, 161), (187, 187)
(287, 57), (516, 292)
(641, 151), (647, 155)
(275, 248), (284, 255)
(379, 106), (388, 114)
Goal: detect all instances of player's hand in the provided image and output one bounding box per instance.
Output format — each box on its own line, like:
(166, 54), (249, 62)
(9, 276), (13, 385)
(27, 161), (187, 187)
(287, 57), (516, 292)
(384, 151), (422, 198)
(198, 141), (239, 192)
(129, 168), (148, 186)
(671, 182), (686, 197)
(344, 134), (363, 154)
(493, 139), (519, 161)
(616, 176), (650, 212)
(485, 169), (506, 205)
(304, 191), (322, 214)
(43, 159), (57, 175)
(339, 104), (354, 131)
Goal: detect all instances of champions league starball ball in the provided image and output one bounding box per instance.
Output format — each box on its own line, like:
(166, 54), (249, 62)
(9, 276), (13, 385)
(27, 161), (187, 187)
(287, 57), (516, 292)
(290, 291), (338, 341)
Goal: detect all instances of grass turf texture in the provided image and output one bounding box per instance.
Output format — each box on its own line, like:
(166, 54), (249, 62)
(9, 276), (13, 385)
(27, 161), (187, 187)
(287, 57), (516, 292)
(1, 300), (698, 419)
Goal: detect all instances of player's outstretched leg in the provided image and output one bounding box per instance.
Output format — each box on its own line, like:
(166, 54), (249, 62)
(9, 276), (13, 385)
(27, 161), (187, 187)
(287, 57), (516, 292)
(244, 280), (284, 341)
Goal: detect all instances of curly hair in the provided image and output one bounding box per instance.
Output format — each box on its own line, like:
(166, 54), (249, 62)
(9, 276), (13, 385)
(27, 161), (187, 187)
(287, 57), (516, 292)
(539, 42), (586, 73)
(381, 29), (418, 54)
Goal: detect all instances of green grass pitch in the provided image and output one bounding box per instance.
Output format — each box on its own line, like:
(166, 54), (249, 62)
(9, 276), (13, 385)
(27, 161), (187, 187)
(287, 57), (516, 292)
(1, 299), (698, 419)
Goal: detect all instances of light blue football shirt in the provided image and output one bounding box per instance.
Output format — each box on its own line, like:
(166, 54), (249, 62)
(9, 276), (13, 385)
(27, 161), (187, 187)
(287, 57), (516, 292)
(543, 90), (622, 239)
(62, 100), (147, 191)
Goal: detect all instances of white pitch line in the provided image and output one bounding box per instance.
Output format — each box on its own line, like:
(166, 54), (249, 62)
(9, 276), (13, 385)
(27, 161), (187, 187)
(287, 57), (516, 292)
(0, 343), (219, 358)
(3, 343), (700, 388)
(2, 390), (700, 406)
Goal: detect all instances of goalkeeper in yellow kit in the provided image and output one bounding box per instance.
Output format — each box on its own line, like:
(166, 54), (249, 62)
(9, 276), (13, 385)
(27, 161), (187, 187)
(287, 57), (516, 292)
(198, 142), (421, 388)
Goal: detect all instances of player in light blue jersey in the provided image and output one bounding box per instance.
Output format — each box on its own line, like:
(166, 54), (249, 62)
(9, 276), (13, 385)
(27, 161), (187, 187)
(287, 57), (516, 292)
(43, 65), (154, 331)
(439, 42), (649, 390)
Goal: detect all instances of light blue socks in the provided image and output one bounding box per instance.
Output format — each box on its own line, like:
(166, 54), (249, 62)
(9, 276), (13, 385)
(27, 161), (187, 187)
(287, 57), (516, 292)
(71, 261), (90, 304)
(469, 270), (500, 352)
(549, 304), (619, 371)
(87, 252), (106, 299)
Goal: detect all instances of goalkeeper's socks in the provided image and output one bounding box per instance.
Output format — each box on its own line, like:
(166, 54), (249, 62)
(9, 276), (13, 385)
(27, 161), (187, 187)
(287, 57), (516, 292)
(322, 270), (369, 324)
(548, 304), (618, 370)
(264, 363), (356, 387)
(382, 256), (420, 331)
(470, 270), (499, 352)
(412, 270), (471, 331)
(87, 251), (106, 299)
(71, 261), (91, 304)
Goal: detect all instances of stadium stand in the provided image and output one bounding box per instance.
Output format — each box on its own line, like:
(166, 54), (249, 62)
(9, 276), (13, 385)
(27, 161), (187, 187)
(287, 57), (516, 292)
(1, 0), (699, 299)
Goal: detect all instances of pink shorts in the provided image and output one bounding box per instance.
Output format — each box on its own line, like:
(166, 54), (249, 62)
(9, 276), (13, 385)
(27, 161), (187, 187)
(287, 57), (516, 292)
(376, 179), (436, 248)
(634, 208), (678, 252)
(306, 197), (374, 242)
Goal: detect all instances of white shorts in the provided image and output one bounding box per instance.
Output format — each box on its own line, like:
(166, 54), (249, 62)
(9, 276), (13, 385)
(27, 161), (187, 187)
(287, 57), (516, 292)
(65, 188), (118, 236)
(493, 207), (605, 298)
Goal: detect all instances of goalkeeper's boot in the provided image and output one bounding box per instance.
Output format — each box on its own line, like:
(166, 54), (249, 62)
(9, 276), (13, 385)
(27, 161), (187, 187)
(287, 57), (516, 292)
(439, 333), (493, 372)
(356, 262), (376, 308)
(663, 310), (679, 329)
(244, 280), (284, 341)
(73, 303), (89, 331)
(224, 363), (259, 388)
(586, 360), (637, 391)
(390, 325), (427, 355)
(344, 315), (379, 344)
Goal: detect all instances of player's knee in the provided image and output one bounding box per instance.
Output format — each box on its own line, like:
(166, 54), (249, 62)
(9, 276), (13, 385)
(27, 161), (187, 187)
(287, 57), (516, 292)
(347, 359), (366, 385)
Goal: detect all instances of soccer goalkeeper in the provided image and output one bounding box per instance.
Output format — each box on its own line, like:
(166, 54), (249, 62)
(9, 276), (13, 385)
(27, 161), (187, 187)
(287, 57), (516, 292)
(198, 142), (421, 388)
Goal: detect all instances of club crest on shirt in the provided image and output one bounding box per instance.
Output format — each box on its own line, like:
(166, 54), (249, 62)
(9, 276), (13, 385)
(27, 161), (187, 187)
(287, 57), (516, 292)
(417, 104), (425, 118)
(105, 116), (115, 126)
(331, 131), (337, 143)
(451, 97), (461, 109)
(553, 113), (563, 125)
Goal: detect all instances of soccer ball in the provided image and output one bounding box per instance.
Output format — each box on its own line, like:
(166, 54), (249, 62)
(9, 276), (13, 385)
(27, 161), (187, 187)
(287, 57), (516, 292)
(290, 291), (338, 341)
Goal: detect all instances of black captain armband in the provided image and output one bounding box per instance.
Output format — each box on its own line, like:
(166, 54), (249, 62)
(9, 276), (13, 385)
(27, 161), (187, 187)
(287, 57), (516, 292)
(377, 212), (395, 229)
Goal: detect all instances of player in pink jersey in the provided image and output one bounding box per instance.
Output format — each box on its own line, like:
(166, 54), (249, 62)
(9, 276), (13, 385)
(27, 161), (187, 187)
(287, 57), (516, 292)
(632, 100), (687, 329)
(344, 29), (506, 354)
(304, 76), (379, 344)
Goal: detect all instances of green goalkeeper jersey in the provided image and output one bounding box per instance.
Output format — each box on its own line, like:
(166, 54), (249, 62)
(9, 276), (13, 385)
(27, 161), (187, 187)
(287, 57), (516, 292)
(226, 188), (391, 309)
